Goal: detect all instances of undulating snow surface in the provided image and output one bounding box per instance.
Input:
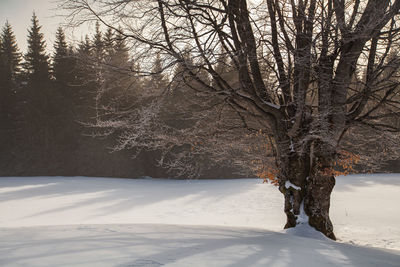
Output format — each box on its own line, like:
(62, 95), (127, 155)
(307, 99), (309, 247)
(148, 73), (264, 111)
(1, 224), (399, 267)
(0, 174), (399, 266)
(0, 177), (284, 229)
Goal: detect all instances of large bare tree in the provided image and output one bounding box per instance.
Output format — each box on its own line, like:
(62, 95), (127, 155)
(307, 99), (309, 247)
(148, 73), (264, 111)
(61, 0), (400, 239)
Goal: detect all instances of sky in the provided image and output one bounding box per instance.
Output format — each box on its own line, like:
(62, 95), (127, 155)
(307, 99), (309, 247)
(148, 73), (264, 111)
(0, 0), (263, 55)
(0, 0), (84, 54)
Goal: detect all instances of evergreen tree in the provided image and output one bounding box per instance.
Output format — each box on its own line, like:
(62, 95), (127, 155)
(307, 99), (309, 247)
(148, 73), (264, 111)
(72, 35), (96, 118)
(0, 21), (21, 83)
(166, 51), (211, 129)
(104, 28), (115, 61)
(74, 35), (92, 85)
(0, 21), (21, 112)
(79, 35), (92, 58)
(19, 13), (59, 173)
(52, 27), (70, 84)
(52, 29), (78, 117)
(147, 52), (168, 95)
(50, 27), (83, 175)
(23, 13), (52, 112)
(113, 29), (129, 68)
(24, 13), (50, 84)
(0, 33), (2, 66)
(0, 21), (22, 175)
(0, 36), (2, 86)
(93, 21), (104, 66)
(91, 21), (105, 108)
(211, 50), (237, 90)
(102, 28), (134, 108)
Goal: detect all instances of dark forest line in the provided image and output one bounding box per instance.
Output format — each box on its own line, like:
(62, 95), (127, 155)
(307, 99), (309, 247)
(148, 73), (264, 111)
(0, 14), (241, 178)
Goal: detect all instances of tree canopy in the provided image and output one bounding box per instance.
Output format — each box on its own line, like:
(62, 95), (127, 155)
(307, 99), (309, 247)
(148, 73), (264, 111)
(59, 0), (400, 238)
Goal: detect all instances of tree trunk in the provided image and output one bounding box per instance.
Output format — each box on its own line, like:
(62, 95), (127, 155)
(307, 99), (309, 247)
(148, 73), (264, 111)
(279, 141), (336, 240)
(304, 173), (336, 239)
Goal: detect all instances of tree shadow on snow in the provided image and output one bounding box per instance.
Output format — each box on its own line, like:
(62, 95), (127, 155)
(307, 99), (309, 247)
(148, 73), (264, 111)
(0, 224), (399, 267)
(0, 177), (259, 221)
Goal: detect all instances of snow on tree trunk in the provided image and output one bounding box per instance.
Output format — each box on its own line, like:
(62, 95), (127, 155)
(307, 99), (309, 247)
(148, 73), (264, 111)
(279, 141), (336, 240)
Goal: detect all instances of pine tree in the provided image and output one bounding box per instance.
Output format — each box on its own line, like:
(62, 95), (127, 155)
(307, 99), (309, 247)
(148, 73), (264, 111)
(51, 27), (83, 175)
(147, 52), (168, 95)
(72, 35), (96, 116)
(52, 27), (70, 84)
(19, 14), (59, 173)
(79, 35), (92, 57)
(0, 21), (22, 175)
(0, 21), (21, 114)
(113, 29), (129, 68)
(0, 21), (21, 84)
(102, 28), (133, 107)
(23, 13), (52, 112)
(104, 28), (115, 61)
(24, 13), (50, 84)
(166, 50), (210, 129)
(211, 50), (237, 90)
(52, 27), (78, 121)
(0, 33), (2, 65)
(93, 21), (104, 66)
(74, 35), (92, 84)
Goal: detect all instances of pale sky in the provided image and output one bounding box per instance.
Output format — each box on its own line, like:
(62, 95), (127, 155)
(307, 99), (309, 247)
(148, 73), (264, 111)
(0, 0), (85, 54)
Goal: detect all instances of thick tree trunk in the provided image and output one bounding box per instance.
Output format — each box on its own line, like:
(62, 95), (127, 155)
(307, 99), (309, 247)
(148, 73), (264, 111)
(304, 173), (336, 239)
(279, 152), (308, 229)
(279, 141), (336, 240)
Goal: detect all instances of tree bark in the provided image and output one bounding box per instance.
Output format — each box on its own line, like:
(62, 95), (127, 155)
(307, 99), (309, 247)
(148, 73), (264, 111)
(305, 172), (336, 240)
(279, 141), (336, 240)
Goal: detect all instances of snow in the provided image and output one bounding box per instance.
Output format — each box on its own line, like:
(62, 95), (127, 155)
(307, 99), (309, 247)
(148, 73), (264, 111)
(261, 98), (281, 109)
(290, 139), (295, 152)
(285, 180), (301, 190)
(0, 177), (284, 229)
(1, 224), (399, 267)
(331, 173), (400, 250)
(0, 174), (399, 266)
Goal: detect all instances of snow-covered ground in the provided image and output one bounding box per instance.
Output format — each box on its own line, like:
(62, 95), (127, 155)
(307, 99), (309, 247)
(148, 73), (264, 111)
(0, 174), (399, 266)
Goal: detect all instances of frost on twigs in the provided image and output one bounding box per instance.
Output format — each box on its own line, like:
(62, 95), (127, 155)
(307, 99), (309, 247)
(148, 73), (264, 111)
(89, 77), (278, 178)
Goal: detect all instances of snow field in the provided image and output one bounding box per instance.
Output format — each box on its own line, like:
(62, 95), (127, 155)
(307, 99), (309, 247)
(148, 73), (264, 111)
(1, 224), (399, 267)
(0, 174), (399, 266)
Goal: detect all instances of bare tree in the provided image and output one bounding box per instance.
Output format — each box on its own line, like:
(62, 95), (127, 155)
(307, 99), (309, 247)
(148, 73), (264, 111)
(60, 0), (400, 239)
